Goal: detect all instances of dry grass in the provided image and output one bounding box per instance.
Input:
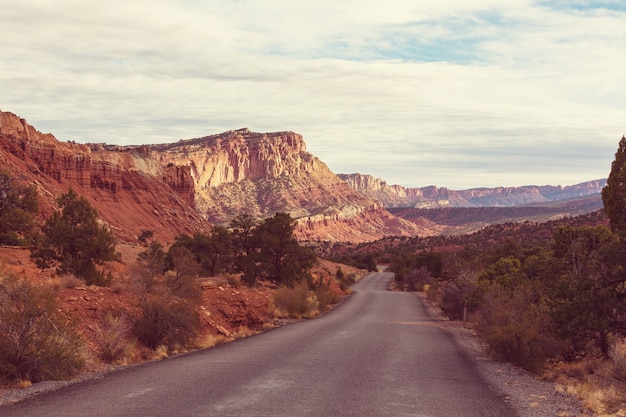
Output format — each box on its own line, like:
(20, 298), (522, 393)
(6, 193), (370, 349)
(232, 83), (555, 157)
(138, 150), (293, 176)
(151, 345), (169, 360)
(268, 281), (319, 319)
(47, 274), (85, 290)
(224, 273), (242, 288)
(196, 334), (232, 349)
(233, 326), (256, 339)
(93, 314), (137, 364)
(544, 341), (626, 416)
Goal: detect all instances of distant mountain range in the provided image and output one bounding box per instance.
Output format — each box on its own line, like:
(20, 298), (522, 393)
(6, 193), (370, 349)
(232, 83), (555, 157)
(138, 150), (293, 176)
(0, 109), (607, 244)
(338, 173), (606, 208)
(339, 173), (606, 235)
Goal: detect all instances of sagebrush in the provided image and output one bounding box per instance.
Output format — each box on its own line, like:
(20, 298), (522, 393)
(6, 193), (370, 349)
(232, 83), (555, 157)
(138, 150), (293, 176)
(0, 275), (86, 382)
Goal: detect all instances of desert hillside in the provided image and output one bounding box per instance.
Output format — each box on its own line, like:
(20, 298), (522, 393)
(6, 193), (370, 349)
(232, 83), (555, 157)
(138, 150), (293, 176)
(0, 111), (426, 243)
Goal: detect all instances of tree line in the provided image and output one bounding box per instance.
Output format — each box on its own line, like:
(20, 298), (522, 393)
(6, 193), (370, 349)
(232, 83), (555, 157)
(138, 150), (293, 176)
(0, 172), (316, 288)
(390, 136), (626, 370)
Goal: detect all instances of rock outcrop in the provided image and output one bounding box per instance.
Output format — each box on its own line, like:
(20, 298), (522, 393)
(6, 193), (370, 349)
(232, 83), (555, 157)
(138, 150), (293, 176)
(339, 173), (606, 208)
(0, 111), (427, 243)
(145, 129), (427, 241)
(0, 111), (208, 242)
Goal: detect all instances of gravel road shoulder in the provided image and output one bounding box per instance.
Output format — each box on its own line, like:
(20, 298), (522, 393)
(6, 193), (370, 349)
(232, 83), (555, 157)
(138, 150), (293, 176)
(417, 292), (594, 417)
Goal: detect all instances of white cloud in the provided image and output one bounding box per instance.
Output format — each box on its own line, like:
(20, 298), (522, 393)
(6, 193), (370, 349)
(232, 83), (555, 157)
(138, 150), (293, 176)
(1, 0), (624, 188)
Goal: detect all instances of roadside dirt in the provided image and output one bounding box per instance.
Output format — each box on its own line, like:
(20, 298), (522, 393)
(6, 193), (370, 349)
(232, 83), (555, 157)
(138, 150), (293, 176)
(0, 244), (366, 393)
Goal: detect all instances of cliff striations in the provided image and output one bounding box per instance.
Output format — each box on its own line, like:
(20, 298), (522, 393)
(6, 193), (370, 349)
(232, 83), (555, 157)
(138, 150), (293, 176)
(0, 111), (427, 243)
(0, 111), (208, 242)
(145, 129), (427, 241)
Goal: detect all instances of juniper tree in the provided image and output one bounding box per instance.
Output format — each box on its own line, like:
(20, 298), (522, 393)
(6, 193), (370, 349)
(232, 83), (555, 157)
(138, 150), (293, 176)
(31, 189), (118, 286)
(602, 135), (626, 236)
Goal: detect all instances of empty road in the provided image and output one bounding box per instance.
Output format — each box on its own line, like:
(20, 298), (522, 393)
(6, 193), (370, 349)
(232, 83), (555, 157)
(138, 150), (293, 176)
(0, 272), (517, 416)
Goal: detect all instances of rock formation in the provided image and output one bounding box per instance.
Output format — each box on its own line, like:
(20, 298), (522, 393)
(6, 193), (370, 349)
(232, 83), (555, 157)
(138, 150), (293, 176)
(0, 111), (208, 242)
(144, 129), (426, 241)
(339, 173), (606, 208)
(0, 111), (427, 243)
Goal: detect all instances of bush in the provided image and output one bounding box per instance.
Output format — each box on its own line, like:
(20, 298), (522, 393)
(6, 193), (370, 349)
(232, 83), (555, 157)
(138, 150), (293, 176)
(269, 281), (318, 319)
(132, 294), (201, 350)
(402, 266), (432, 291)
(225, 273), (242, 288)
(0, 275), (86, 382)
(94, 314), (136, 364)
(313, 283), (339, 312)
(439, 283), (465, 320)
(335, 268), (356, 291)
(475, 284), (564, 372)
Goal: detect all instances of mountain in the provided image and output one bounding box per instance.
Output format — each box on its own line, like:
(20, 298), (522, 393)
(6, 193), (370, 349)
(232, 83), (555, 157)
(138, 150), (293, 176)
(0, 111), (426, 243)
(388, 194), (604, 235)
(338, 173), (606, 208)
(0, 111), (208, 243)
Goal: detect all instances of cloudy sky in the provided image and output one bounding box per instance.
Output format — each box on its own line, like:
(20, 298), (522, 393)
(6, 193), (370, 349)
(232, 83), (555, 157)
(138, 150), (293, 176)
(2, 0), (625, 189)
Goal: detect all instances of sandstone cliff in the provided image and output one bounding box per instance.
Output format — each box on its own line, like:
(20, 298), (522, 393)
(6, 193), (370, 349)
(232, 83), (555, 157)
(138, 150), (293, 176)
(0, 111), (208, 242)
(0, 111), (427, 243)
(339, 173), (606, 208)
(144, 129), (427, 241)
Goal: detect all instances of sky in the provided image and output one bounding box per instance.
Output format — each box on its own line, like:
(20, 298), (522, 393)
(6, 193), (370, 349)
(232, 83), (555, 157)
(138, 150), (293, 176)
(1, 0), (625, 190)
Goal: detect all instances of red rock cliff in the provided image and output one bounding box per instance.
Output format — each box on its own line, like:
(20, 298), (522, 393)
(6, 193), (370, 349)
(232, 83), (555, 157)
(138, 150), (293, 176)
(0, 111), (206, 242)
(0, 111), (427, 243)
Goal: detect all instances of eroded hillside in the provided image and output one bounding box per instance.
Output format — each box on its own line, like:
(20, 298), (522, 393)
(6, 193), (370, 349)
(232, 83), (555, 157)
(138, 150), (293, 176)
(0, 111), (427, 243)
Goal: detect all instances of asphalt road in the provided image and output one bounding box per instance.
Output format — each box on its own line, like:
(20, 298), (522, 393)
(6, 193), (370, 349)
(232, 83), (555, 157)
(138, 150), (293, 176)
(0, 272), (517, 416)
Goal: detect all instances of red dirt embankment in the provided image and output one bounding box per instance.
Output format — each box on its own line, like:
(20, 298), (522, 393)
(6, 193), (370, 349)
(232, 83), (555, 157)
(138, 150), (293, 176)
(0, 245), (366, 388)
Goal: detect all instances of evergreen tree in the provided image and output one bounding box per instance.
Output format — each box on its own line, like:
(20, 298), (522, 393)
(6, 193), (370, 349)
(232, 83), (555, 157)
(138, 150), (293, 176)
(0, 171), (38, 245)
(602, 135), (626, 236)
(31, 189), (118, 285)
(254, 212), (316, 286)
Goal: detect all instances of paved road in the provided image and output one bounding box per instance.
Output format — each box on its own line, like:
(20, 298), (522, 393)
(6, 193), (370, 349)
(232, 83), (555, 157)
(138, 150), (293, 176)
(0, 272), (517, 416)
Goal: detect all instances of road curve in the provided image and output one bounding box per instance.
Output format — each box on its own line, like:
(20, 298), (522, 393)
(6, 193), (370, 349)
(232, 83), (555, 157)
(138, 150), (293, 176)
(0, 272), (517, 417)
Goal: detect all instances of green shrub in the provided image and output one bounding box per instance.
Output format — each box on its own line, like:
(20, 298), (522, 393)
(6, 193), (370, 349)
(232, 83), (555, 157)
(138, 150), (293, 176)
(0, 275), (86, 382)
(269, 281), (318, 319)
(30, 189), (118, 286)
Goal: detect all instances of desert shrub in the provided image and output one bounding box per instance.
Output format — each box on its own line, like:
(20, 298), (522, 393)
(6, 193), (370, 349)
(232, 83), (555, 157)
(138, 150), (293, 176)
(132, 293), (201, 350)
(0, 275), (86, 382)
(0, 171), (39, 246)
(47, 274), (85, 290)
(60, 274), (85, 289)
(425, 280), (442, 303)
(439, 282), (465, 320)
(138, 229), (155, 245)
(475, 283), (564, 372)
(164, 269), (201, 303)
(313, 283), (339, 312)
(269, 281), (318, 319)
(402, 266), (432, 291)
(606, 339), (626, 383)
(335, 268), (356, 291)
(225, 273), (242, 288)
(94, 314), (136, 364)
